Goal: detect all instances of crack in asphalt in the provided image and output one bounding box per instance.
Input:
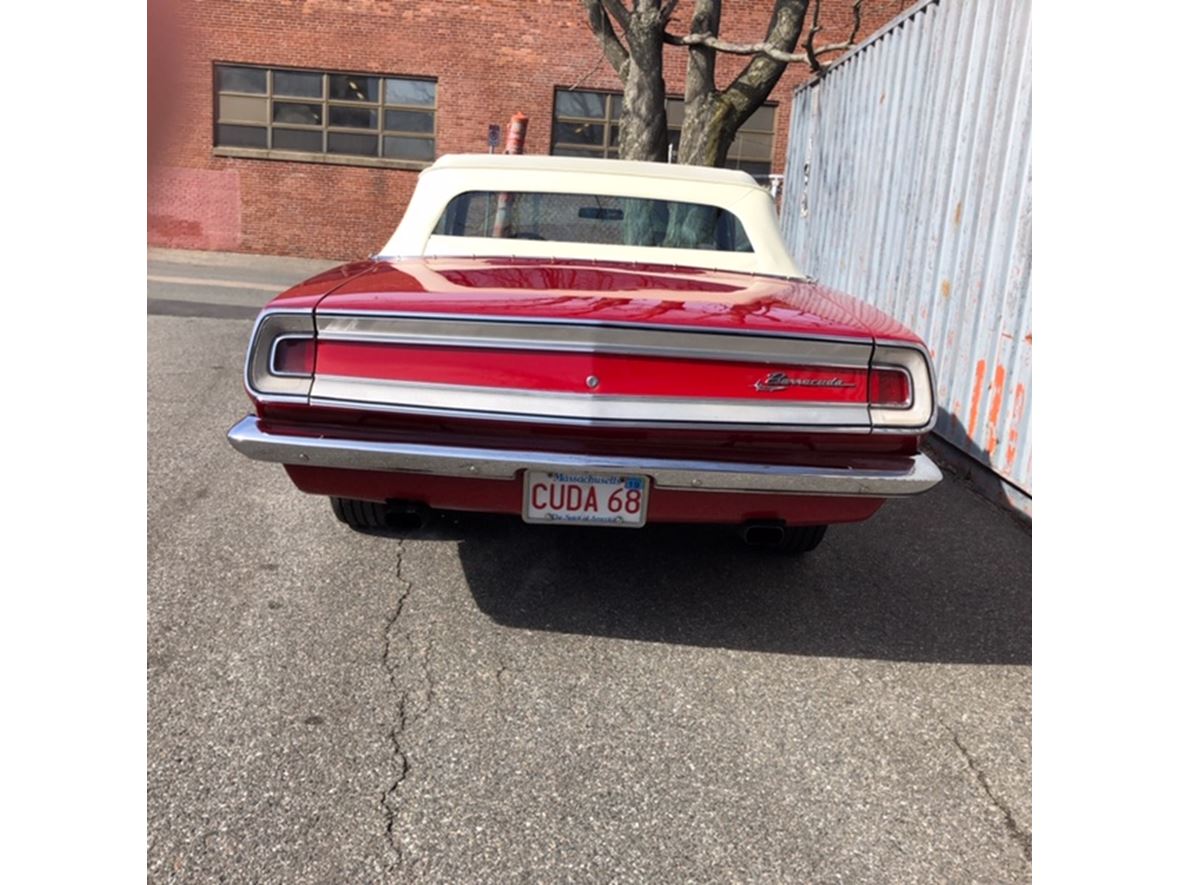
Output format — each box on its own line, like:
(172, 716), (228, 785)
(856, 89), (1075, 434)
(943, 722), (1032, 863)
(381, 539), (414, 871)
(379, 536), (440, 874)
(494, 659), (512, 722)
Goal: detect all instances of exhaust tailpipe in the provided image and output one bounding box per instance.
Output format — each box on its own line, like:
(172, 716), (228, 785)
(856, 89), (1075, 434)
(740, 521), (787, 547)
(383, 500), (429, 531)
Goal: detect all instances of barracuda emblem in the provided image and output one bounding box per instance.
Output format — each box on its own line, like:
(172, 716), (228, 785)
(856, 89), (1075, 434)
(754, 371), (855, 392)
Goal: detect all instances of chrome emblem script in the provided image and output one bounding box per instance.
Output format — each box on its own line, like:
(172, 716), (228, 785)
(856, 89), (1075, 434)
(754, 371), (855, 392)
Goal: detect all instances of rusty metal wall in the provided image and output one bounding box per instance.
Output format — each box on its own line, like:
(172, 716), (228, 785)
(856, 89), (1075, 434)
(780, 0), (1031, 514)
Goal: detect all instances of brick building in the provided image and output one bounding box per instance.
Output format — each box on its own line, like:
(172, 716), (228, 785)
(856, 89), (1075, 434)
(148, 0), (908, 260)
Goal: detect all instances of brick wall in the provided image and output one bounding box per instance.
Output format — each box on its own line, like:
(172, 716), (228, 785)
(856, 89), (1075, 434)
(148, 0), (909, 260)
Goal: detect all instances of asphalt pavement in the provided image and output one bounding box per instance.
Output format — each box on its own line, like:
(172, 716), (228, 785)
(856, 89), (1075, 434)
(147, 248), (1032, 883)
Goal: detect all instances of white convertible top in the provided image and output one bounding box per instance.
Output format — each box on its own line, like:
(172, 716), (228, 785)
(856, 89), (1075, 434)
(379, 153), (802, 278)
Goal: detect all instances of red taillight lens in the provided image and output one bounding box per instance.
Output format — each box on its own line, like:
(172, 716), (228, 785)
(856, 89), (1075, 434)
(272, 337), (315, 376)
(869, 368), (911, 407)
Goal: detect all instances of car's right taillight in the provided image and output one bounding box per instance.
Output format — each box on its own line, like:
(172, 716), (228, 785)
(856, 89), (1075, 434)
(869, 366), (912, 408)
(869, 343), (936, 431)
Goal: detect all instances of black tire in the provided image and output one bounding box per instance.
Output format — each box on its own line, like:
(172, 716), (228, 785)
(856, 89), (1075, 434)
(777, 524), (828, 554)
(330, 496), (390, 530)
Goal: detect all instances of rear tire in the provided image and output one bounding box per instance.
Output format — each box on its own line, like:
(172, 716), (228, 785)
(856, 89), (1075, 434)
(330, 497), (390, 531)
(777, 524), (827, 554)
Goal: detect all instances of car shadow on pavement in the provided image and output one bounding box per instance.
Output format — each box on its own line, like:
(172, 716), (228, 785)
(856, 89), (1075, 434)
(381, 474), (1031, 666)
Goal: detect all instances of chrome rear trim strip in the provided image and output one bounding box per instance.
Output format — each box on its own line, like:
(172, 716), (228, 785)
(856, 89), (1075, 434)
(227, 416), (942, 497)
(311, 375), (869, 426)
(315, 314), (874, 368)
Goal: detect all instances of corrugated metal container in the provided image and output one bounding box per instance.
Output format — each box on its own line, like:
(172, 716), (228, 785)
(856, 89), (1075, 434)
(780, 0), (1031, 515)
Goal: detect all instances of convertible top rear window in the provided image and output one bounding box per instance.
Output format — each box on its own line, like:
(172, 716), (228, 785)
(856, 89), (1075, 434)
(432, 191), (753, 253)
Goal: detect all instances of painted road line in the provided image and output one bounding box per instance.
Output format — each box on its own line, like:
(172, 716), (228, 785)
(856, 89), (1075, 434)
(147, 274), (287, 292)
(148, 299), (260, 320)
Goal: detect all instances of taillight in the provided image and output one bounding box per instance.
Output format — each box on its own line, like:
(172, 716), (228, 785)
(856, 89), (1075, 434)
(869, 367), (911, 407)
(245, 311), (315, 400)
(272, 336), (315, 377)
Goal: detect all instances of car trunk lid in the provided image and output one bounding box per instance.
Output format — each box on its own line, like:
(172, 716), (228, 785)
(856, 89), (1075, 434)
(304, 258), (916, 432)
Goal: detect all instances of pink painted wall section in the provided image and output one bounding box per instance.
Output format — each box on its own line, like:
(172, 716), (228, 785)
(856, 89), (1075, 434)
(148, 167), (242, 251)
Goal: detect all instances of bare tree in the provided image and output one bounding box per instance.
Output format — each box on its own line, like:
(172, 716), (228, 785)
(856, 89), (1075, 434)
(578, 0), (863, 167)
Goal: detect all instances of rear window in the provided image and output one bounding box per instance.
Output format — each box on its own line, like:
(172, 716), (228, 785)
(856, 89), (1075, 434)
(432, 191), (753, 253)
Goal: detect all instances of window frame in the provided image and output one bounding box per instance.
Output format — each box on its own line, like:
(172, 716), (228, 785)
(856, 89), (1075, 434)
(212, 63), (437, 170)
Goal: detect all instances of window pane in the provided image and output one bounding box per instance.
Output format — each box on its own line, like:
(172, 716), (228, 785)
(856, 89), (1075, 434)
(329, 106), (378, 129)
(609, 124), (619, 147)
(555, 90), (606, 119)
(217, 65), (266, 94)
(666, 99), (686, 126)
(745, 104), (776, 131)
(384, 109), (433, 133)
(433, 191), (752, 252)
(555, 121), (604, 146)
(328, 132), (379, 155)
(273, 128), (323, 152)
(385, 78), (435, 107)
(552, 147), (604, 158)
(734, 131), (773, 159)
(274, 70), (322, 98)
(383, 136), (434, 161)
(330, 74), (379, 102)
(216, 124), (267, 148)
(218, 94), (267, 123)
(608, 95), (622, 120)
(274, 102), (322, 125)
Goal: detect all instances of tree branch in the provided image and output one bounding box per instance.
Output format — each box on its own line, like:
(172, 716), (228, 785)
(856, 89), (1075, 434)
(579, 0), (631, 78)
(721, 0), (806, 127)
(667, 29), (855, 64)
(666, 0), (864, 74)
(803, 0), (822, 72)
(602, 0), (632, 29)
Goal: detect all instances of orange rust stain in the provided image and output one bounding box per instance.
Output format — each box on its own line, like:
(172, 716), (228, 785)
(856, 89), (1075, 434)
(986, 365), (1007, 455)
(1024, 332), (1032, 345)
(967, 360), (986, 439)
(954, 202), (963, 226)
(940, 279), (951, 298)
(1006, 384), (1028, 473)
(1011, 383), (1027, 423)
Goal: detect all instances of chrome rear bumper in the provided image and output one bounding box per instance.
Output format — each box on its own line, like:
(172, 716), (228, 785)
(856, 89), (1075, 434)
(227, 415), (942, 497)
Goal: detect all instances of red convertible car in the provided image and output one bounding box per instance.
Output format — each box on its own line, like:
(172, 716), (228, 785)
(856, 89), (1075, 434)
(228, 154), (940, 552)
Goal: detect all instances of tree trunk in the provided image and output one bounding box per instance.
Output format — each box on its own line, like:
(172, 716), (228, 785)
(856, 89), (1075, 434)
(618, 2), (669, 163)
(677, 93), (738, 167)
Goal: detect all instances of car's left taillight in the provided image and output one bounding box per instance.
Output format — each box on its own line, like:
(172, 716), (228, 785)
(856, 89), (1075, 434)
(245, 310), (316, 401)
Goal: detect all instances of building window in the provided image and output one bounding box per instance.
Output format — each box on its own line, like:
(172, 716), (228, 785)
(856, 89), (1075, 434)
(214, 64), (436, 167)
(552, 88), (776, 181)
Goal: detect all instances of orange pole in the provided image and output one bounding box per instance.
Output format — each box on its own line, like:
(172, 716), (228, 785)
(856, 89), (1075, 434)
(493, 113), (529, 237)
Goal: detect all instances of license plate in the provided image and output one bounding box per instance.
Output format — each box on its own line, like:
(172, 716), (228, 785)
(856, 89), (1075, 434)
(522, 470), (650, 527)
